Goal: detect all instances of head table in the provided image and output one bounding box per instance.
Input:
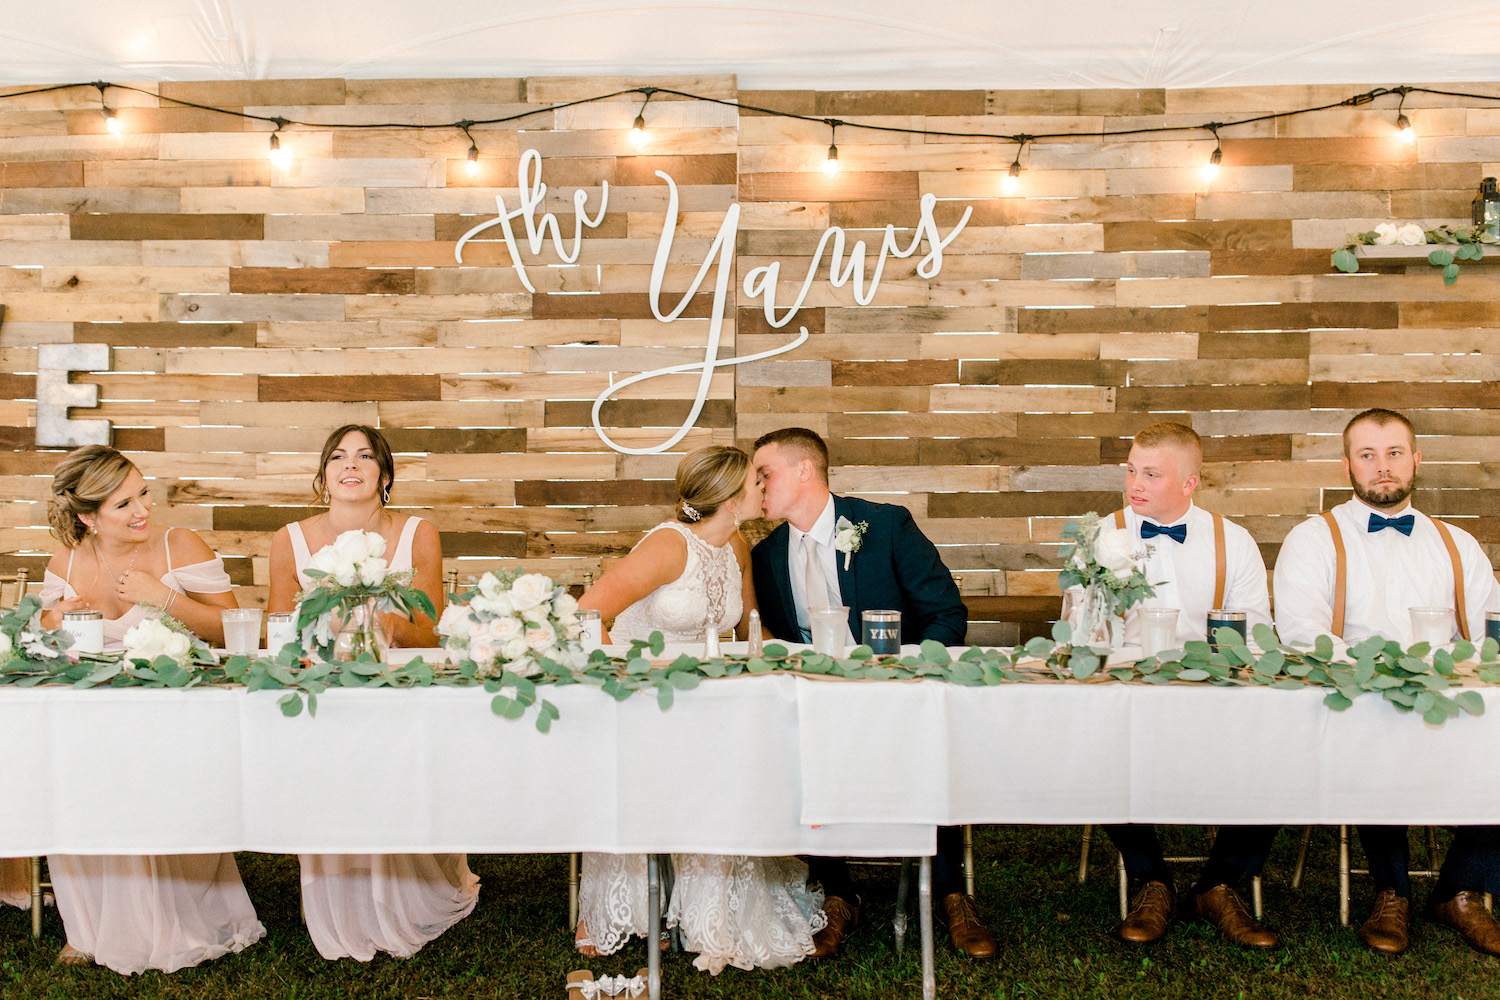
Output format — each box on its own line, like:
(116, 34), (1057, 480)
(4, 641), (1498, 1000)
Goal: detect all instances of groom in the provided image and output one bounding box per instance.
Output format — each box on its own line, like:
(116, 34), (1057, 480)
(748, 427), (991, 959)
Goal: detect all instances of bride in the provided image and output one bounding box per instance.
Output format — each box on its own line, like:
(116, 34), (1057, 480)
(268, 424), (478, 960)
(575, 445), (825, 974)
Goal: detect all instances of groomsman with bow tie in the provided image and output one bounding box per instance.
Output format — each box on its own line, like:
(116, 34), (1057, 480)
(747, 428), (990, 959)
(1093, 422), (1280, 948)
(1274, 408), (1500, 956)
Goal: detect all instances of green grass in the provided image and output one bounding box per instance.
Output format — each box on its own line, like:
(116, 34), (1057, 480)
(2, 826), (1496, 999)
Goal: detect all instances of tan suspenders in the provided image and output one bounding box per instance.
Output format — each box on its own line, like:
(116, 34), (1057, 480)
(1113, 508), (1226, 609)
(1319, 510), (1469, 641)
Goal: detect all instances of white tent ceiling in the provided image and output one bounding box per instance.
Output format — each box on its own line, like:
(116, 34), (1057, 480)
(4, 1), (1500, 91)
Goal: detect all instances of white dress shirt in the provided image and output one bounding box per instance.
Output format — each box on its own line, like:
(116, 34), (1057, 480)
(1273, 496), (1500, 646)
(785, 495), (848, 639)
(1110, 503), (1272, 646)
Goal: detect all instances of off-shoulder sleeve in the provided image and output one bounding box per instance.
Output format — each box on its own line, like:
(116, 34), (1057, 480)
(40, 569), (70, 609)
(167, 556), (232, 595)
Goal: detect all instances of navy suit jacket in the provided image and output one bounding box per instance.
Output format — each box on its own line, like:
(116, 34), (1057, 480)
(751, 494), (967, 646)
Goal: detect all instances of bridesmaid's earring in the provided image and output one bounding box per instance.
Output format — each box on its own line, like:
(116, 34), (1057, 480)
(381, 484), (390, 505)
(322, 490), (330, 505)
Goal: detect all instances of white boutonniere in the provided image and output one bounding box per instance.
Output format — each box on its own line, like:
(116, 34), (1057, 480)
(833, 516), (869, 570)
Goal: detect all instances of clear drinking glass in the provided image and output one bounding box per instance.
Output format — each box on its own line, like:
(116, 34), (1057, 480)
(809, 606), (850, 657)
(221, 608), (263, 656)
(1409, 606), (1454, 646)
(1137, 607), (1180, 658)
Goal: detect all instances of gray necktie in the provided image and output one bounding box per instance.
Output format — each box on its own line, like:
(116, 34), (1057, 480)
(803, 533), (832, 615)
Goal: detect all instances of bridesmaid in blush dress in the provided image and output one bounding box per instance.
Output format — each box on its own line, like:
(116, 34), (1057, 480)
(574, 445), (826, 974)
(38, 445), (264, 974)
(268, 424), (478, 960)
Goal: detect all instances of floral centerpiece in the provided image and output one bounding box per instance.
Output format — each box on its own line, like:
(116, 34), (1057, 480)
(1057, 513), (1154, 647)
(121, 611), (214, 668)
(437, 568), (585, 678)
(1332, 223), (1499, 285)
(295, 529), (436, 662)
(0, 595), (74, 667)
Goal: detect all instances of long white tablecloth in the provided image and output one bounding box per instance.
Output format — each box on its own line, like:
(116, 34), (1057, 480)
(796, 679), (1500, 827)
(0, 677), (932, 857)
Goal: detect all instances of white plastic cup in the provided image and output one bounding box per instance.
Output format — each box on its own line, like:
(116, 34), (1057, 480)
(1137, 607), (1180, 658)
(1409, 606), (1454, 646)
(578, 608), (602, 652)
(809, 606), (850, 658)
(221, 608), (263, 656)
(265, 612), (297, 654)
(62, 610), (104, 655)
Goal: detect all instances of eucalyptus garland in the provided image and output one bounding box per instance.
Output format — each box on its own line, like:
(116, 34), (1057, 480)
(0, 595), (1494, 733)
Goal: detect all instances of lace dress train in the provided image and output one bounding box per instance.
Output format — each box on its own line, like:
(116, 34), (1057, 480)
(579, 522), (824, 973)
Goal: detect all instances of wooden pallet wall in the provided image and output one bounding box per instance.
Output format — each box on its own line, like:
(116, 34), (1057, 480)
(2, 77), (1498, 639)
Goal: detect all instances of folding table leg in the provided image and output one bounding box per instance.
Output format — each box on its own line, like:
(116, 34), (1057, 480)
(648, 854), (662, 1000)
(30, 857), (42, 938)
(919, 856), (936, 1000)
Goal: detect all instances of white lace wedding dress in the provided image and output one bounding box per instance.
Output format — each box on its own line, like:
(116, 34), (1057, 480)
(580, 521), (825, 974)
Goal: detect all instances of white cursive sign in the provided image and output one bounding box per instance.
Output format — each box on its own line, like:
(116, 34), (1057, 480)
(457, 151), (971, 455)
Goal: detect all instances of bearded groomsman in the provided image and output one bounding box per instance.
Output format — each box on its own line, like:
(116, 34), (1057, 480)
(1274, 408), (1500, 955)
(748, 428), (991, 959)
(1091, 423), (1278, 948)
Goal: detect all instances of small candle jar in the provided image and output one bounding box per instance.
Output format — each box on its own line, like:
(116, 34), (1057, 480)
(62, 609), (105, 655)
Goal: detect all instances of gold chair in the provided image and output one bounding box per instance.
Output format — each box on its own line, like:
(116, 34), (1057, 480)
(0, 568), (32, 607)
(1081, 824), (1288, 920)
(1322, 825), (1493, 924)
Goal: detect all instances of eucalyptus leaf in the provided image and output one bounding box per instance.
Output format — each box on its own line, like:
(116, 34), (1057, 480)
(1176, 668), (1210, 682)
(491, 694), (526, 720)
(278, 692), (303, 717)
(1429, 248), (1455, 266)
(1331, 248), (1359, 273)
(668, 671), (699, 690)
(1454, 690), (1486, 716)
(1324, 690), (1353, 711)
(656, 684), (673, 710)
(919, 640), (952, 666)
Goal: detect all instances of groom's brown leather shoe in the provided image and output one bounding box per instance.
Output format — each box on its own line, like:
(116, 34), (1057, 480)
(941, 893), (997, 959)
(1119, 881), (1176, 944)
(810, 895), (860, 958)
(1432, 891), (1500, 956)
(1358, 888), (1410, 954)
(1190, 884), (1278, 949)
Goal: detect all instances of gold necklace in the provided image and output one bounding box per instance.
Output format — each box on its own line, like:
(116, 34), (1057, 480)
(93, 536), (141, 585)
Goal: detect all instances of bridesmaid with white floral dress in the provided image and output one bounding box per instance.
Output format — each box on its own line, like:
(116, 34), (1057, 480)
(268, 425), (478, 960)
(38, 446), (263, 974)
(576, 446), (826, 974)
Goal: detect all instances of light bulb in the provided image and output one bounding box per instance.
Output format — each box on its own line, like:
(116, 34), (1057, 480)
(630, 114), (648, 148)
(823, 143), (839, 174)
(466, 145), (480, 176)
(268, 132), (290, 168)
(1003, 161), (1020, 194)
(1397, 114), (1415, 143)
(1201, 145), (1221, 181)
(103, 108), (120, 134)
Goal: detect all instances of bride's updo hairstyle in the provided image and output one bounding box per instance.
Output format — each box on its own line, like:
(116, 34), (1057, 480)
(674, 446), (749, 524)
(311, 424), (398, 504)
(48, 445), (137, 546)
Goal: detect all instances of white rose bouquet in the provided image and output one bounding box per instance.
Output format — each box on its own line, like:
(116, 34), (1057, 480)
(1057, 513), (1154, 646)
(438, 568), (585, 679)
(121, 613), (209, 668)
(295, 529), (436, 661)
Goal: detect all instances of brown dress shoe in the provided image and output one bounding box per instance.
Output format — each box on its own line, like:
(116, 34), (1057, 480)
(1119, 881), (1177, 945)
(810, 895), (860, 958)
(1432, 891), (1500, 956)
(1358, 888), (1410, 954)
(941, 893), (997, 959)
(1190, 884), (1279, 949)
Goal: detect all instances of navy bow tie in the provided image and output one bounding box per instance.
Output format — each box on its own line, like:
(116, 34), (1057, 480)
(1368, 512), (1415, 536)
(1140, 521), (1187, 543)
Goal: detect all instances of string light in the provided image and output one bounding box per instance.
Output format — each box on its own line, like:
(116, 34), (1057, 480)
(630, 87), (656, 148)
(1201, 124), (1222, 181)
(1394, 86), (1415, 143)
(1003, 136), (1028, 194)
(823, 120), (840, 175)
(8, 81), (1500, 182)
(93, 82), (119, 135)
(268, 118), (290, 168)
(460, 121), (480, 175)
